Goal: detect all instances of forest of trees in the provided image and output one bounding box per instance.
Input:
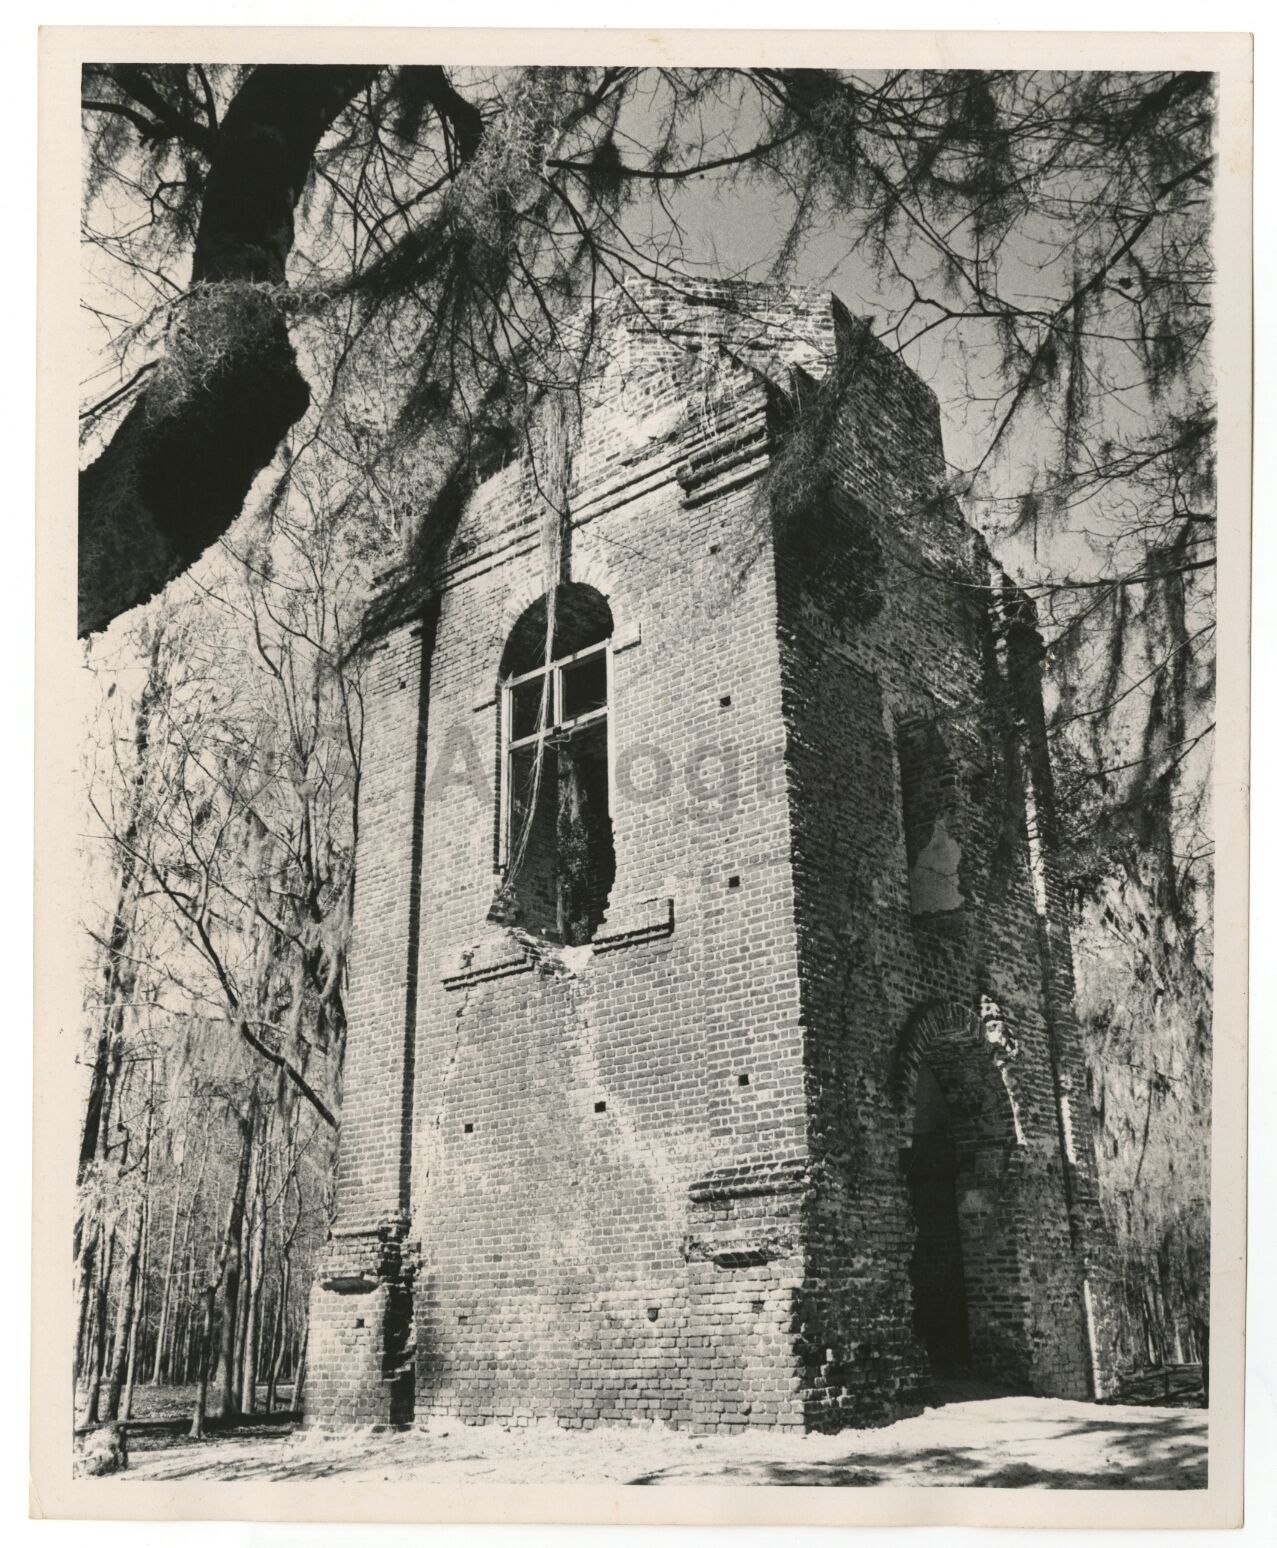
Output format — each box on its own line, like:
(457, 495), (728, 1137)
(75, 473), (368, 1429)
(75, 62), (1217, 1427)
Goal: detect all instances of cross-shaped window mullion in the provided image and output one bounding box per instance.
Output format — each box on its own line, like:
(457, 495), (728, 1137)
(503, 640), (605, 691)
(508, 707), (606, 752)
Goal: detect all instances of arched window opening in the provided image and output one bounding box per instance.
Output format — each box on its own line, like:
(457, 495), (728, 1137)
(904, 1060), (972, 1378)
(500, 584), (613, 679)
(494, 585), (616, 946)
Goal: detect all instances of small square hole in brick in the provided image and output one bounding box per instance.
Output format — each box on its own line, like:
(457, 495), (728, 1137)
(646, 1306), (660, 1321)
(751, 1300), (764, 1314)
(463, 1122), (474, 1134)
(354, 1317), (365, 1329)
(738, 1072), (750, 1087)
(727, 874), (741, 889)
(594, 1100), (607, 1113)
(720, 694), (732, 708)
(708, 542), (720, 555)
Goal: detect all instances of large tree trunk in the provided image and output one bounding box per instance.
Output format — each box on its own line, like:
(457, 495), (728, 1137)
(78, 64), (492, 638)
(78, 66), (377, 636)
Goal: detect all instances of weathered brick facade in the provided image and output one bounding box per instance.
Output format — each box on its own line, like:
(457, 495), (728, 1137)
(304, 280), (1118, 1432)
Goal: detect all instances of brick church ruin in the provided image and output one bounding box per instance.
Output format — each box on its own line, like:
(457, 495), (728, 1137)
(305, 280), (1117, 1432)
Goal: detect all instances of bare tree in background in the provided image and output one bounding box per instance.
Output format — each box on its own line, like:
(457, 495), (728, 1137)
(78, 450), (364, 1431)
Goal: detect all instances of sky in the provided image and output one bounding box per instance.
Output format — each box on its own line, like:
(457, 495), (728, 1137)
(81, 66), (1204, 555)
(78, 64), (1215, 810)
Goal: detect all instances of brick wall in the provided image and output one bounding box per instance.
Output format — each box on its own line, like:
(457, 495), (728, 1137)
(304, 280), (1117, 1431)
(767, 308), (1116, 1416)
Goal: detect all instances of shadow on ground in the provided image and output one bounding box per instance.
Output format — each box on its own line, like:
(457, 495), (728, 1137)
(111, 1389), (1208, 1489)
(629, 1412), (1207, 1488)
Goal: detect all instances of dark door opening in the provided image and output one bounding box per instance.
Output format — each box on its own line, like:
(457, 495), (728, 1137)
(904, 1061), (972, 1377)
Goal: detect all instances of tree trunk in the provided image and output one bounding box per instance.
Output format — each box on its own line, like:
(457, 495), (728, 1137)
(190, 1116), (249, 1442)
(189, 1285), (215, 1441)
(78, 66), (377, 636)
(266, 1254), (290, 1413)
(75, 1034), (125, 1367)
(232, 1127), (261, 1413)
(167, 1132), (207, 1383)
(121, 1196), (149, 1420)
(77, 64), (495, 637)
(84, 1220), (116, 1425)
(239, 1149), (268, 1414)
(178, 1245), (195, 1383)
(105, 1202), (144, 1420)
(151, 1149), (185, 1384)
(212, 1101), (255, 1420)
(231, 1232), (250, 1413)
(78, 1027), (127, 1188)
(232, 1250), (250, 1410)
(77, 937), (133, 1192)
(75, 1219), (100, 1389)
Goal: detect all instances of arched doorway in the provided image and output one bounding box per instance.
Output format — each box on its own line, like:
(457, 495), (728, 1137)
(904, 1060), (972, 1376)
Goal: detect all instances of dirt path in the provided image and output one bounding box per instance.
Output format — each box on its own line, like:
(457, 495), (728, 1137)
(120, 1396), (1207, 1488)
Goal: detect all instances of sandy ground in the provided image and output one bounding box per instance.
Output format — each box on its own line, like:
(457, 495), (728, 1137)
(117, 1395), (1207, 1488)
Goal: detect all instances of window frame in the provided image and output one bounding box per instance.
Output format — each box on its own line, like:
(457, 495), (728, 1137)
(498, 636), (611, 873)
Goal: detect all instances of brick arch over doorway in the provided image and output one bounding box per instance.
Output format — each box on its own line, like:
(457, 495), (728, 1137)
(894, 997), (1023, 1156)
